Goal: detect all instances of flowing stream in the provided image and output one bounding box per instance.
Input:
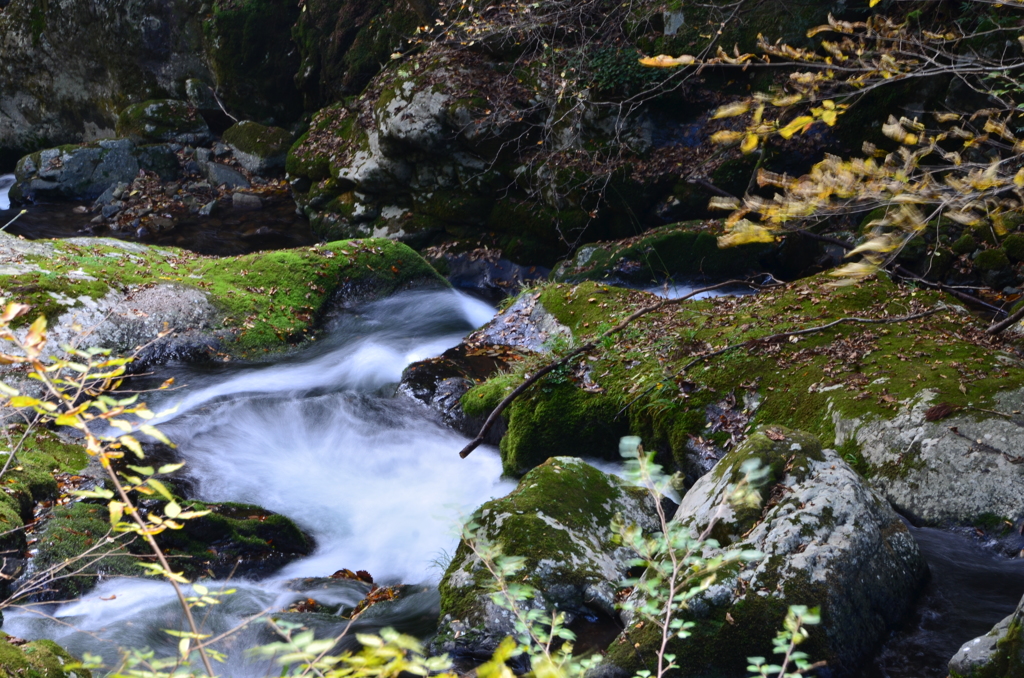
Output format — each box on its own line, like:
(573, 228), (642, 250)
(5, 289), (515, 674)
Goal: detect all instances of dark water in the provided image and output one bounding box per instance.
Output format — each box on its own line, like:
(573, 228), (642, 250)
(0, 174), (318, 256)
(860, 522), (1024, 678)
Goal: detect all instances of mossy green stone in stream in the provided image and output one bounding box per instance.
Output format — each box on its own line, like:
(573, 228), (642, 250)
(0, 428), (91, 556)
(552, 220), (770, 284)
(2, 236), (446, 353)
(222, 121), (292, 171)
(462, 274), (1024, 485)
(439, 456), (657, 632)
(0, 633), (90, 678)
(32, 502), (143, 600)
(976, 248), (1011, 272)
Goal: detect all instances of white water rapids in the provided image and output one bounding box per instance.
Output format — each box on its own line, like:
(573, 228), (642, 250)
(5, 289), (516, 674)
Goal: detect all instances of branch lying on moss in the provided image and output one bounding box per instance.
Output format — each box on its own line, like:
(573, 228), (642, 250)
(459, 279), (758, 458)
(680, 308), (944, 373)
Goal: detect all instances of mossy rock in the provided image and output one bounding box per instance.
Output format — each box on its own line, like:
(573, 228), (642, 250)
(292, 0), (424, 109)
(222, 121), (293, 174)
(605, 427), (925, 678)
(0, 427), (90, 559)
(154, 500), (313, 580)
(201, 0), (303, 124)
(0, 633), (89, 678)
(461, 273), (1024, 514)
(437, 457), (660, 653)
(552, 220), (771, 284)
(949, 598), (1024, 678)
(0, 233), (447, 355)
(1003, 234), (1024, 263)
(953, 233), (978, 256)
(976, 248), (1011, 272)
(32, 502), (143, 601)
(116, 100), (212, 145)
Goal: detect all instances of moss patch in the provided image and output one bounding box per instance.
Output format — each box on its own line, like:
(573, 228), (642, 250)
(0, 633), (90, 678)
(463, 274), (1024, 477)
(3, 236), (446, 352)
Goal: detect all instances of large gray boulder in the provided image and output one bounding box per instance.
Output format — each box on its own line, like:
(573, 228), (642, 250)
(11, 139), (178, 201)
(436, 456), (662, 658)
(222, 121), (292, 175)
(950, 595), (1024, 677)
(833, 386), (1024, 526)
(116, 99), (211, 145)
(605, 428), (927, 678)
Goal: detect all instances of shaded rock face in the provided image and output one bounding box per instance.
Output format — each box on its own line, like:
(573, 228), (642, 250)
(950, 594), (1024, 678)
(399, 292), (569, 443)
(605, 428), (927, 678)
(833, 385), (1024, 527)
(436, 457), (662, 661)
(222, 120), (292, 174)
(0, 0), (300, 163)
(12, 139), (179, 202)
(116, 99), (212, 145)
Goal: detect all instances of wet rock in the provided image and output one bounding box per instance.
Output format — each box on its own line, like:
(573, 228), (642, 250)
(223, 120), (292, 175)
(834, 385), (1024, 526)
(11, 140), (179, 202)
(199, 200), (219, 216)
(436, 457), (662, 661)
(469, 293), (570, 353)
(950, 596), (1024, 677)
(0, 232), (447, 360)
(605, 428), (927, 678)
(116, 99), (212, 145)
(232, 192), (263, 211)
(201, 161), (250, 190)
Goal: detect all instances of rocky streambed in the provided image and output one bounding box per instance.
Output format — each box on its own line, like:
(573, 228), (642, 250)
(0, 224), (1019, 677)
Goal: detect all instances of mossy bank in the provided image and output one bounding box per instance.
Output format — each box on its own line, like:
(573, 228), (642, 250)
(462, 273), (1024, 526)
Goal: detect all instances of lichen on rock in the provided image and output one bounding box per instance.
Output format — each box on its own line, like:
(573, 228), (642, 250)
(605, 427), (926, 678)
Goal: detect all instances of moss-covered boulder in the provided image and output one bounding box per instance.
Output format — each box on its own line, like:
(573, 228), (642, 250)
(31, 498), (313, 600)
(0, 633), (89, 678)
(551, 220), (775, 284)
(115, 100), (212, 145)
(950, 594), (1024, 678)
(436, 457), (661, 658)
(0, 232), (447, 360)
(460, 274), (1024, 526)
(222, 121), (292, 174)
(605, 427), (926, 678)
(0, 428), (90, 591)
(11, 140), (179, 202)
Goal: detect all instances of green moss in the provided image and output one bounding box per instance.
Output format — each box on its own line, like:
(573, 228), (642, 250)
(1003, 234), (1024, 262)
(6, 237), (446, 352)
(440, 458), (633, 620)
(115, 99), (207, 143)
(33, 502), (143, 600)
(976, 248), (1011, 272)
(0, 633), (89, 678)
(463, 274), (1024, 479)
(553, 220), (771, 283)
(222, 121), (292, 158)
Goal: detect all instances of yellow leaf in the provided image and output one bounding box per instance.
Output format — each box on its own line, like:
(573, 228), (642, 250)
(708, 196), (741, 211)
(778, 116), (815, 139)
(109, 501), (125, 527)
(712, 101), (751, 119)
(638, 54), (695, 67)
(740, 134), (759, 154)
(820, 110), (838, 126)
(846, 236), (898, 258)
(718, 220), (778, 247)
(710, 130), (744, 145)
(8, 396), (40, 408)
(1014, 169), (1024, 187)
(165, 501), (182, 519)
